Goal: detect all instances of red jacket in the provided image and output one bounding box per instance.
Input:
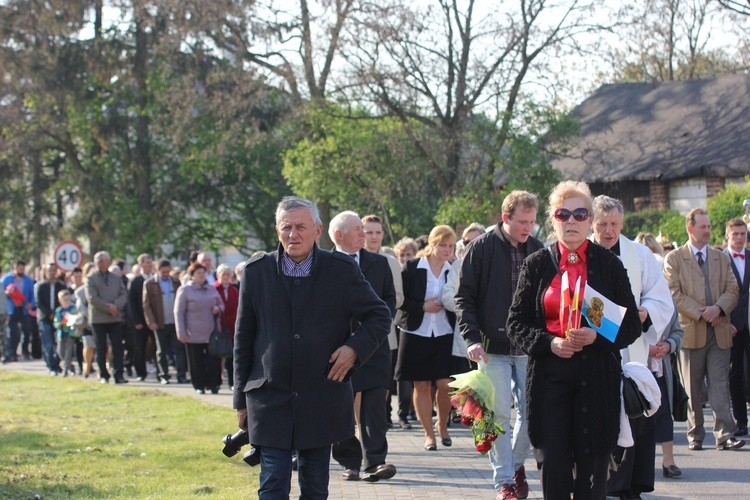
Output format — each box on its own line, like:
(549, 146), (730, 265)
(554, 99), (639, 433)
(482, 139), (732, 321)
(214, 282), (239, 336)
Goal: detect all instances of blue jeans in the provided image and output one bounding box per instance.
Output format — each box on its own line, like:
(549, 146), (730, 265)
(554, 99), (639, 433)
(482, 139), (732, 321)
(40, 321), (60, 372)
(259, 445), (330, 500)
(485, 353), (530, 489)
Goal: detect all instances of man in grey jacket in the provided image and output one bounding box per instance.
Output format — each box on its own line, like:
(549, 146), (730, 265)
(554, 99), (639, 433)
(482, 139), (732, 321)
(85, 251), (128, 384)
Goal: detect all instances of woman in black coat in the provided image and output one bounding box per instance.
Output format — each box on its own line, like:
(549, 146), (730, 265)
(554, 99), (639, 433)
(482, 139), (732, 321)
(507, 181), (641, 500)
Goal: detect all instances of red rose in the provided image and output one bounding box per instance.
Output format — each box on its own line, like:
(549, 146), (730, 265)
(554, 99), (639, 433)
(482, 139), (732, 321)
(450, 394), (464, 409)
(462, 394), (484, 421)
(476, 441), (492, 453)
(461, 416), (473, 426)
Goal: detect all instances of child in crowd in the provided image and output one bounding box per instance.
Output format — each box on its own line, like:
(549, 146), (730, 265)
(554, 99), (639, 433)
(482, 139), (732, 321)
(53, 289), (80, 376)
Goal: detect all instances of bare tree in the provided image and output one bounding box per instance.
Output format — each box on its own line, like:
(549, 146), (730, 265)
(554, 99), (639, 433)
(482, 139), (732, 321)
(344, 0), (610, 197)
(717, 0), (750, 16)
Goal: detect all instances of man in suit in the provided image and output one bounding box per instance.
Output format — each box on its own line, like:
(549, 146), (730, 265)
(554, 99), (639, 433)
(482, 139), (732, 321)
(329, 211), (398, 482)
(233, 196), (391, 499)
(128, 253), (155, 382)
(143, 258), (186, 384)
(455, 190), (544, 500)
(724, 218), (750, 436)
(664, 208), (742, 450)
(34, 263), (66, 375)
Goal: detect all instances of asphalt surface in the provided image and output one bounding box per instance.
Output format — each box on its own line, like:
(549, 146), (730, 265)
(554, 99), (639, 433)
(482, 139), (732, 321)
(3, 358), (750, 499)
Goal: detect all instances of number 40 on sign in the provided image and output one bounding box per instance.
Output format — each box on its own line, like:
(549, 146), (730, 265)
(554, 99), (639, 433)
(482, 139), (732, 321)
(54, 241), (85, 272)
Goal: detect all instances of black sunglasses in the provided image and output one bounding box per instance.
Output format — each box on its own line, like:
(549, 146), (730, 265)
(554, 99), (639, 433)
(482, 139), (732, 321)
(554, 208), (590, 222)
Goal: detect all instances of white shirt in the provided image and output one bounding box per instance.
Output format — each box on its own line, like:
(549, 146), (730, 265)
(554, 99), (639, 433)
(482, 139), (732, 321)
(690, 244), (708, 263)
(402, 257), (453, 338)
(730, 248), (746, 284)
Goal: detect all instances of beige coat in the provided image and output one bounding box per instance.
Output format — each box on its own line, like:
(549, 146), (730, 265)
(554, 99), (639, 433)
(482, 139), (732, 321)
(84, 271), (127, 324)
(664, 242), (738, 349)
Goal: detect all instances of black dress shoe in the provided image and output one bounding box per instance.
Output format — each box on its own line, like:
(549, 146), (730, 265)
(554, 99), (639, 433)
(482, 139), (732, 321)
(114, 377), (129, 384)
(662, 464), (681, 478)
(717, 437), (745, 450)
(688, 441), (702, 451)
(424, 442), (437, 451)
(362, 463), (397, 482)
(735, 424), (748, 436)
(342, 469), (360, 481)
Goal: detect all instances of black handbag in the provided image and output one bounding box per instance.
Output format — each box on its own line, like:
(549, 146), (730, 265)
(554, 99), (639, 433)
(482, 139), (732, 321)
(208, 318), (233, 358)
(671, 353), (689, 422)
(622, 374), (651, 419)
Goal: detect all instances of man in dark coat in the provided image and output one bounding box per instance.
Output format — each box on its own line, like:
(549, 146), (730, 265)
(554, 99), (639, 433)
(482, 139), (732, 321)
(128, 253), (155, 381)
(329, 211), (398, 482)
(34, 263), (66, 375)
(234, 196), (391, 499)
(455, 190), (544, 500)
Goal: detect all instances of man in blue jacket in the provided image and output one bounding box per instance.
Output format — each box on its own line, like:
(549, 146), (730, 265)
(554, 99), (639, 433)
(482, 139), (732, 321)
(2, 260), (36, 364)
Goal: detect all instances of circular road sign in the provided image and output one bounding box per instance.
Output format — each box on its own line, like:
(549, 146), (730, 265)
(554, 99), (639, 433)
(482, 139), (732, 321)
(54, 241), (85, 272)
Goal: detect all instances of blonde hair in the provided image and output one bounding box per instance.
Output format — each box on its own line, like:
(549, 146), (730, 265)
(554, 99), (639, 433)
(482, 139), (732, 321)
(502, 190), (539, 217)
(418, 225), (457, 257)
(635, 232), (664, 257)
(546, 180), (594, 222)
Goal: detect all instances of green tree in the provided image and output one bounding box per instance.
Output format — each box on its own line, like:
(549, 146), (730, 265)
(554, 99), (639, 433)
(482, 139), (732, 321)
(707, 181), (750, 246)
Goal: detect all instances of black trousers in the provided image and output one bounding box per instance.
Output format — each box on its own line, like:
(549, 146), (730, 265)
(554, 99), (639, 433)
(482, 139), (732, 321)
(133, 327), (154, 378)
(539, 355), (611, 500)
(155, 324), (187, 380)
(91, 322), (124, 380)
(332, 386), (389, 471)
(607, 414), (656, 496)
(186, 342), (221, 391)
(730, 327), (750, 426)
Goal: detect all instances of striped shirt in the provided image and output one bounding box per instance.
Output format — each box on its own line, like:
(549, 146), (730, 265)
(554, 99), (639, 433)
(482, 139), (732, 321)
(500, 226), (527, 356)
(281, 251), (314, 277)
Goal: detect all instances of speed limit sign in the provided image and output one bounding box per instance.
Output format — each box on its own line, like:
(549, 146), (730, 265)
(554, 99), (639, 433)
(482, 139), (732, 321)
(54, 241), (85, 272)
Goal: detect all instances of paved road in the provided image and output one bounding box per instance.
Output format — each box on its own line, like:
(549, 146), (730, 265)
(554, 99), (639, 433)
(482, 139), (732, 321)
(3, 359), (750, 499)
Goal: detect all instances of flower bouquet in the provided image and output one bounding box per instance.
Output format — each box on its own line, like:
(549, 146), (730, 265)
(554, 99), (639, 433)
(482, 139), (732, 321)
(448, 361), (504, 454)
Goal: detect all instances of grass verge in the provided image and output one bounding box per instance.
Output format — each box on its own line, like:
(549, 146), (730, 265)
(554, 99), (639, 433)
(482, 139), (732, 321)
(0, 372), (258, 499)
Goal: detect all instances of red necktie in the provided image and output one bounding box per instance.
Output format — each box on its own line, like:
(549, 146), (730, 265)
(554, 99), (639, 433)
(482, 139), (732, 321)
(734, 252), (745, 259)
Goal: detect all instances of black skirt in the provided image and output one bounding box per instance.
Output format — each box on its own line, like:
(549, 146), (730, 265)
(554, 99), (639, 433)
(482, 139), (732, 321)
(395, 330), (453, 381)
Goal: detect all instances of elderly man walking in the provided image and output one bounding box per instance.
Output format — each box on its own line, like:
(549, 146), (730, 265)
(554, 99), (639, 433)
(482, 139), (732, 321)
(233, 196), (391, 499)
(85, 251), (129, 384)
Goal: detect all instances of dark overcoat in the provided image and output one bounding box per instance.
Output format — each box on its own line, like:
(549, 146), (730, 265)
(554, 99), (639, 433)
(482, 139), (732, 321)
(351, 249), (397, 393)
(233, 244), (391, 450)
(506, 242), (641, 456)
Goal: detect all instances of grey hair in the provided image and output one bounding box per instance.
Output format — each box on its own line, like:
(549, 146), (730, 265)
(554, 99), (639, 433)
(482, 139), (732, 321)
(216, 263), (232, 276)
(94, 251), (110, 263)
(328, 211), (360, 242)
(593, 195), (624, 218)
(275, 196), (322, 227)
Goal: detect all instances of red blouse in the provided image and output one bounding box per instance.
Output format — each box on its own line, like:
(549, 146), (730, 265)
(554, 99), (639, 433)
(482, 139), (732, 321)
(544, 240), (590, 338)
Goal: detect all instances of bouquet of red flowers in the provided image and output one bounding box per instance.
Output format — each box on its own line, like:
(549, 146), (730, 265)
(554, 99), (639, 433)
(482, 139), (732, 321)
(449, 361), (504, 454)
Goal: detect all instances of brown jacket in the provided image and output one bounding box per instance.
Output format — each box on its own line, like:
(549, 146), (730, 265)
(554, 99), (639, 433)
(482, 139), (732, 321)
(143, 275), (181, 330)
(664, 242), (738, 349)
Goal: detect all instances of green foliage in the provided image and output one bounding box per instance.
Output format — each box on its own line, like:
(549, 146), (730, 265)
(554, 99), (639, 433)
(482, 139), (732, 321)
(0, 372), (257, 498)
(707, 181), (750, 246)
(623, 208), (686, 245)
(283, 104), (440, 243)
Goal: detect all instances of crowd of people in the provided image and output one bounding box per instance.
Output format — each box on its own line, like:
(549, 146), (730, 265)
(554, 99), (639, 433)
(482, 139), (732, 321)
(4, 184), (750, 500)
(1, 250), (244, 396)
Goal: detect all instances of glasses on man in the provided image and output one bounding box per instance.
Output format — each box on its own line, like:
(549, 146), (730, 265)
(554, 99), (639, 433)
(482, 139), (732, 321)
(554, 208), (590, 222)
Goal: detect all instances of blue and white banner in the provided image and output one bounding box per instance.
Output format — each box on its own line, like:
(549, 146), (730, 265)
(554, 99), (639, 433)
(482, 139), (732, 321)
(581, 283), (627, 343)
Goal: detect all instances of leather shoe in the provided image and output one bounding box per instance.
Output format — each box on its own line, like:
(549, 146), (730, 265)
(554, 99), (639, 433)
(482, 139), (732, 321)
(688, 441), (702, 451)
(717, 437), (745, 450)
(362, 463), (397, 482)
(342, 469), (360, 481)
(424, 442), (437, 451)
(735, 424), (748, 436)
(114, 377), (129, 384)
(662, 464), (681, 478)
(398, 419), (412, 429)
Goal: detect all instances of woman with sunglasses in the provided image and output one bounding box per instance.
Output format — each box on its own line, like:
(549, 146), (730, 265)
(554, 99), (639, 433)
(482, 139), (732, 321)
(507, 181), (642, 500)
